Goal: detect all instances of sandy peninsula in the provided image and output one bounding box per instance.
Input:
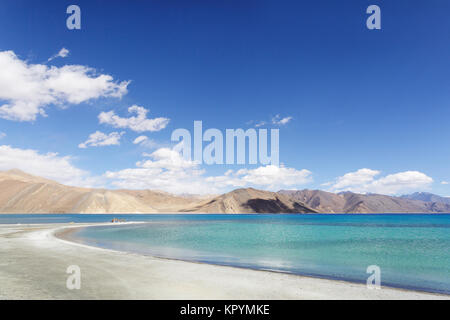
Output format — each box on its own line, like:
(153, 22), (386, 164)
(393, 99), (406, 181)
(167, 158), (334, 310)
(0, 223), (448, 300)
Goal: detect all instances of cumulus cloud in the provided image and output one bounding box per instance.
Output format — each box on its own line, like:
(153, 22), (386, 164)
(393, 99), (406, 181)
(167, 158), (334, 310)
(204, 170), (247, 189)
(241, 165), (311, 186)
(442, 181), (449, 185)
(0, 145), (100, 187)
(105, 146), (312, 194)
(138, 147), (198, 171)
(207, 165), (312, 190)
(78, 131), (125, 148)
(0, 50), (129, 121)
(272, 114), (293, 126)
(47, 48), (70, 62)
(326, 168), (433, 195)
(0, 132), (5, 139)
(330, 168), (380, 191)
(104, 146), (206, 193)
(98, 105), (169, 132)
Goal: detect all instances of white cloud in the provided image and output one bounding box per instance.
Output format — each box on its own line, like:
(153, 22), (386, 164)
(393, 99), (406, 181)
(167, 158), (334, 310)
(331, 168), (380, 191)
(0, 145), (100, 187)
(138, 147), (198, 170)
(272, 114), (293, 126)
(132, 135), (159, 149)
(204, 170), (247, 189)
(0, 132), (5, 139)
(98, 105), (169, 132)
(0, 50), (129, 121)
(133, 135), (148, 144)
(104, 147), (206, 193)
(441, 181), (449, 185)
(209, 165), (312, 190)
(105, 146), (312, 194)
(326, 168), (433, 195)
(48, 48), (70, 61)
(78, 131), (125, 148)
(248, 115), (293, 128)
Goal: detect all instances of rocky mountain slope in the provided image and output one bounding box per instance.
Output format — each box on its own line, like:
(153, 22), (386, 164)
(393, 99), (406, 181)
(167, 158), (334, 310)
(279, 189), (450, 213)
(183, 188), (316, 213)
(0, 169), (198, 213)
(401, 192), (450, 205)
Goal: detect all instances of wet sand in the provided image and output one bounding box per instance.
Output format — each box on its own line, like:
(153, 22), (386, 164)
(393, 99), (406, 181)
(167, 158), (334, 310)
(0, 223), (448, 300)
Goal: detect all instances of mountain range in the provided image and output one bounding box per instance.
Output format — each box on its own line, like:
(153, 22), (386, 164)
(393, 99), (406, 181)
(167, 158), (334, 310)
(278, 189), (450, 213)
(0, 169), (449, 214)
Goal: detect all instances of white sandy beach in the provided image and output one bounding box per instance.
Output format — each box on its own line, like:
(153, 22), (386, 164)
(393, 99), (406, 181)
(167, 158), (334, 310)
(0, 222), (448, 300)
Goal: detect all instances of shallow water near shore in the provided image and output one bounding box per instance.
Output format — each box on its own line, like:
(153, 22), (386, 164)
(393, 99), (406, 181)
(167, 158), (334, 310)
(39, 213), (450, 295)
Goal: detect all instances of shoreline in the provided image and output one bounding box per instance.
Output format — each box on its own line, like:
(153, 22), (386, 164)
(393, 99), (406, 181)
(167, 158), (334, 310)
(55, 223), (450, 297)
(0, 222), (448, 300)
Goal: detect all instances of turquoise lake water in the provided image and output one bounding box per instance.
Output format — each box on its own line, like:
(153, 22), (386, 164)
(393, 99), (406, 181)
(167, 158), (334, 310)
(2, 214), (449, 294)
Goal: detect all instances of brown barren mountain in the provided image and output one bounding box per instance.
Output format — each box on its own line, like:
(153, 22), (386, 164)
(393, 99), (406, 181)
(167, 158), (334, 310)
(0, 170), (449, 214)
(0, 169), (314, 213)
(278, 189), (450, 213)
(0, 169), (196, 213)
(183, 188), (316, 213)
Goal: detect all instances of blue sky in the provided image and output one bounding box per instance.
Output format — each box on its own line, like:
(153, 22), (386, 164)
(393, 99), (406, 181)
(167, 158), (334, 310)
(0, 0), (449, 195)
